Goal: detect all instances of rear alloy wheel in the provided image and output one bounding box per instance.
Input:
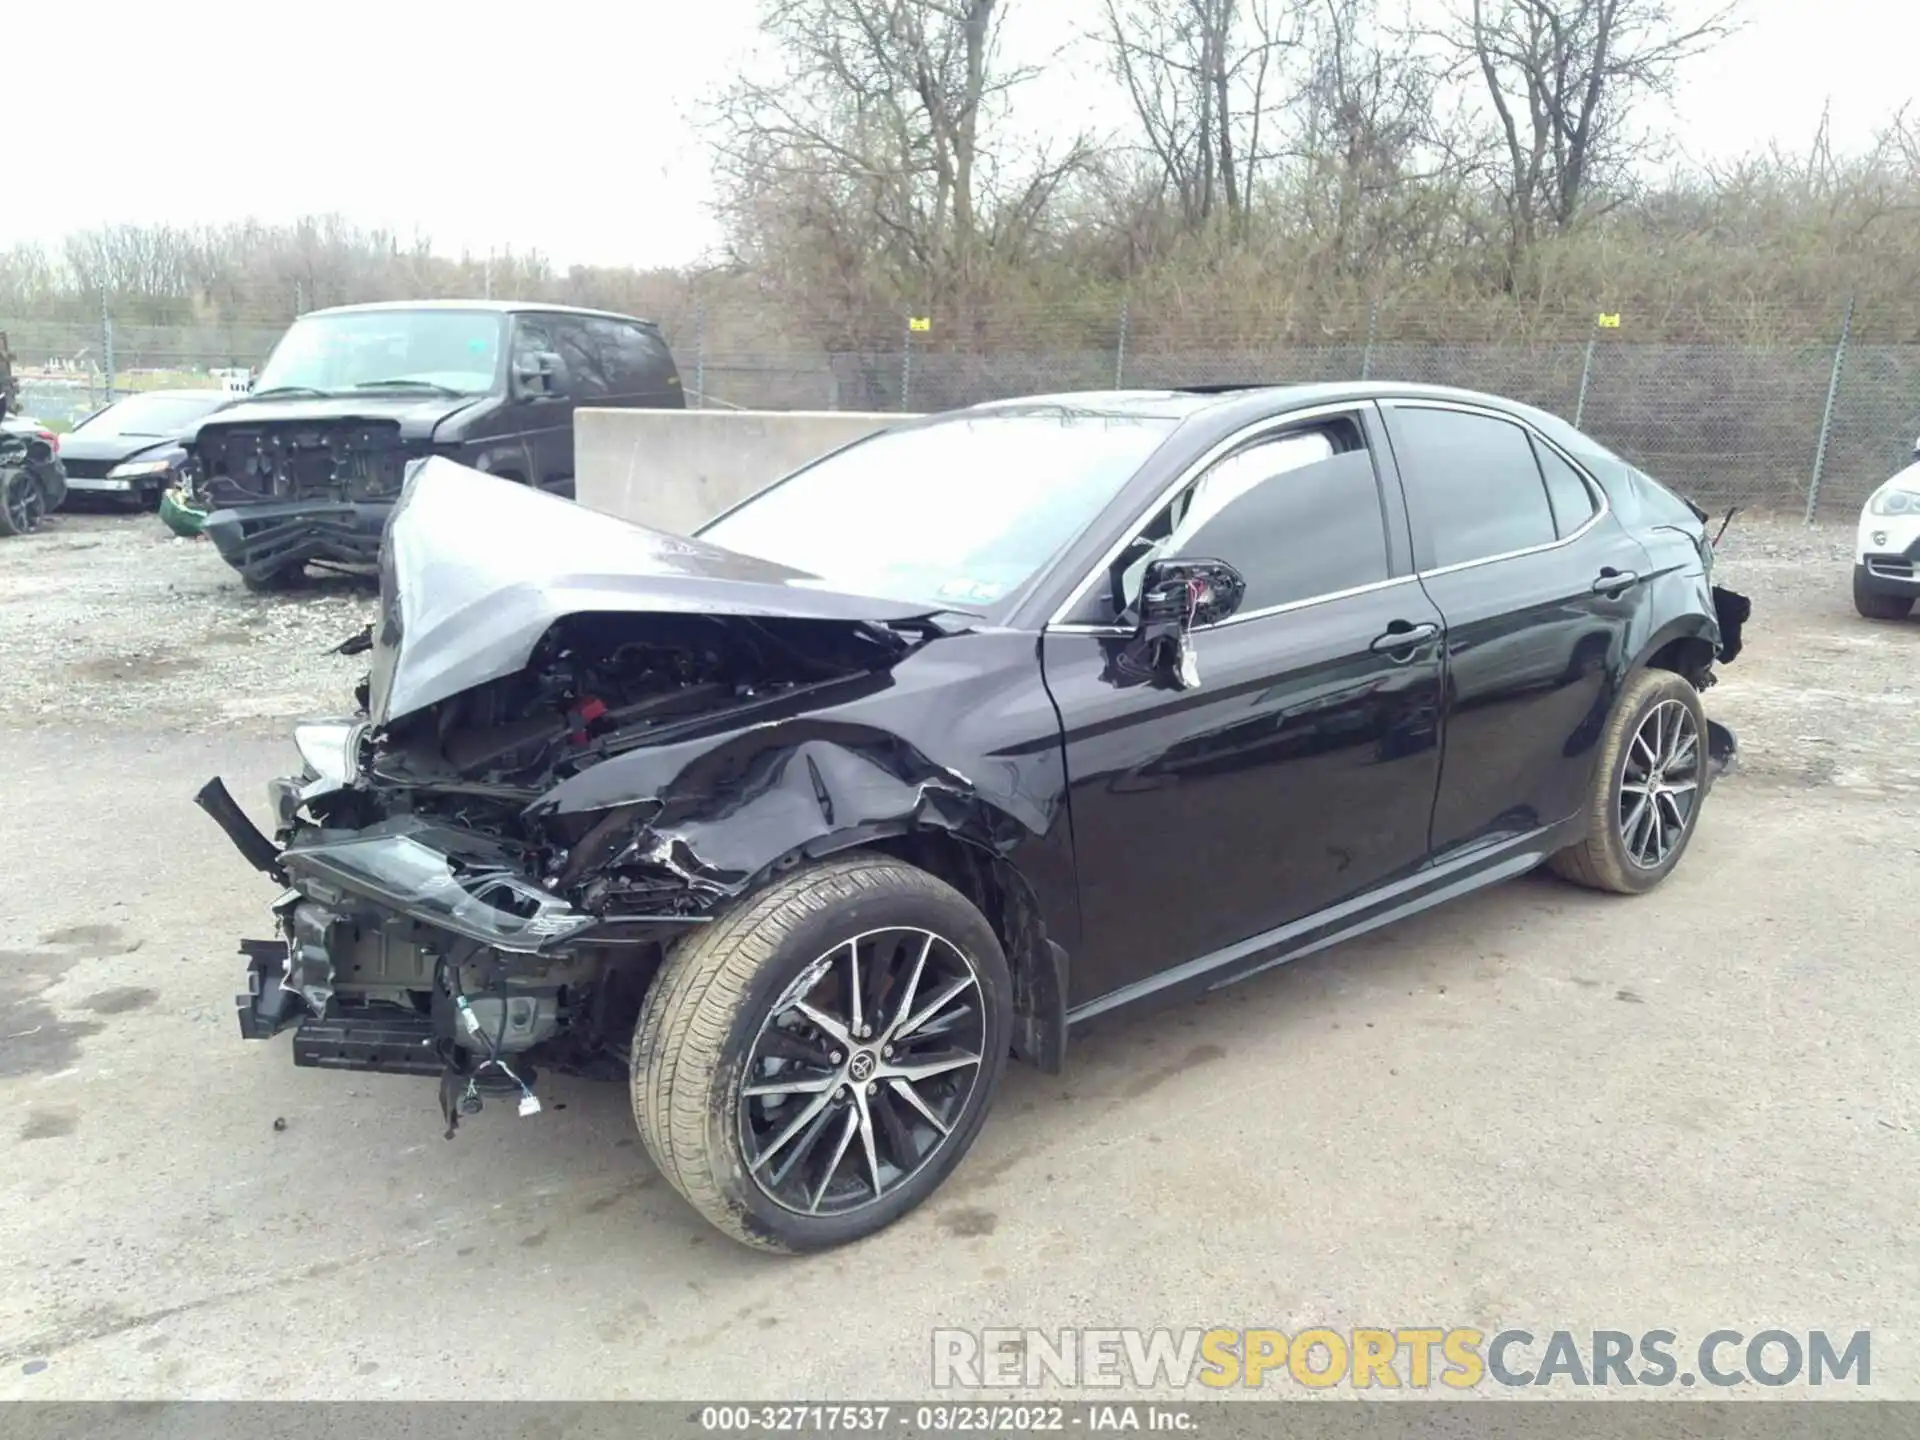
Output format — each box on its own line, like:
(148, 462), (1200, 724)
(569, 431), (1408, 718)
(1549, 668), (1710, 895)
(0, 471), (44, 536)
(632, 854), (1011, 1252)
(1853, 565), (1915, 621)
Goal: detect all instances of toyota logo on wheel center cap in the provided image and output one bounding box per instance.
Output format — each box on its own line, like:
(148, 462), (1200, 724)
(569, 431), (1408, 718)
(848, 1051), (877, 1082)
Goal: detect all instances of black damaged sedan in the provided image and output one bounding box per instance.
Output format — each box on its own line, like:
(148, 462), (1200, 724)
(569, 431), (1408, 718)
(201, 383), (1750, 1252)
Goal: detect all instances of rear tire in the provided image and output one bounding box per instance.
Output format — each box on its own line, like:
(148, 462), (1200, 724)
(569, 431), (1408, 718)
(1853, 565), (1915, 620)
(1549, 668), (1710, 895)
(632, 853), (1012, 1253)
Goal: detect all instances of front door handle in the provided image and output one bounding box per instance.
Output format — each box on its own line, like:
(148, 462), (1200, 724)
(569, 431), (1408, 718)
(1370, 620), (1440, 653)
(1592, 567), (1641, 596)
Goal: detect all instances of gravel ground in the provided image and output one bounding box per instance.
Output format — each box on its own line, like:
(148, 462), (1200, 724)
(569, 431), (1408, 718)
(0, 514), (376, 730)
(1, 502), (1918, 1403)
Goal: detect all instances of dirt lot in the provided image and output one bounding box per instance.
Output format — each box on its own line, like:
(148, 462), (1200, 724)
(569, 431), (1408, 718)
(1, 509), (1916, 1402)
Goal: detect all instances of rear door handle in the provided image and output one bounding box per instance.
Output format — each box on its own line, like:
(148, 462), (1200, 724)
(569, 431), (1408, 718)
(1592, 568), (1641, 596)
(1370, 620), (1440, 653)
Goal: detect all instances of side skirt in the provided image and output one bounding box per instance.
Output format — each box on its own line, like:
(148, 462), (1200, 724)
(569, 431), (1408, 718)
(1065, 817), (1588, 1028)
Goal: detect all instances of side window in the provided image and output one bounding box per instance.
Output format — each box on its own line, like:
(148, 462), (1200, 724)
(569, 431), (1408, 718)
(1109, 419), (1390, 618)
(1390, 406), (1557, 568)
(547, 317), (607, 400)
(1530, 436), (1599, 538)
(510, 317), (552, 369)
(590, 319), (674, 396)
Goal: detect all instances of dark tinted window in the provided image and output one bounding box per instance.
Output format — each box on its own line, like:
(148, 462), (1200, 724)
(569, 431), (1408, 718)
(510, 317), (552, 359)
(1531, 437), (1598, 537)
(1164, 426), (1390, 613)
(1391, 407), (1556, 567)
(546, 316), (607, 399)
(588, 318), (675, 395)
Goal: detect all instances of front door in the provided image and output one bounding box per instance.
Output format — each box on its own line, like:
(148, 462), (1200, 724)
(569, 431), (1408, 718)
(1041, 407), (1447, 1011)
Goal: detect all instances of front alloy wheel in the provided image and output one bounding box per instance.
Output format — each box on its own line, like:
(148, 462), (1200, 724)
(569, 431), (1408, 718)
(742, 927), (988, 1216)
(632, 854), (1012, 1252)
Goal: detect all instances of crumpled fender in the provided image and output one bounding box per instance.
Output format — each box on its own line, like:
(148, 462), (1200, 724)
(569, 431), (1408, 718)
(527, 715), (1054, 906)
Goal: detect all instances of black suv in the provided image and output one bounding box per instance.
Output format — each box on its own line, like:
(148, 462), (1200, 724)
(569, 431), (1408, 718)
(185, 300), (683, 589)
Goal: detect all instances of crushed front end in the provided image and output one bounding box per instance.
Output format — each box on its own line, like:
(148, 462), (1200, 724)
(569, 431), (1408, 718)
(200, 717), (678, 1134)
(198, 459), (967, 1136)
(198, 615), (868, 1135)
(191, 418), (422, 581)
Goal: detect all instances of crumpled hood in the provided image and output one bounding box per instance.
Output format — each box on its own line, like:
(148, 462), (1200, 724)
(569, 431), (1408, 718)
(368, 458), (946, 725)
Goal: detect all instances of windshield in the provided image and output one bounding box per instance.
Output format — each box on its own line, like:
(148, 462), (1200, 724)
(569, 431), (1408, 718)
(80, 391), (227, 437)
(253, 310), (505, 396)
(697, 409), (1178, 609)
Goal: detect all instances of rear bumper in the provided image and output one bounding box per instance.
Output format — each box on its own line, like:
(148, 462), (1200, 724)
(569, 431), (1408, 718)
(201, 499), (393, 579)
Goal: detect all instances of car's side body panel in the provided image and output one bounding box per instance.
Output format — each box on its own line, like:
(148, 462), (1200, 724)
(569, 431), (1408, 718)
(1040, 578), (1448, 1008)
(1024, 383), (1738, 1022)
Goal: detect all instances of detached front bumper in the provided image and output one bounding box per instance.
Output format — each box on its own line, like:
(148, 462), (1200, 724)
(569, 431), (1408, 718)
(201, 498), (393, 579)
(198, 775), (605, 1065)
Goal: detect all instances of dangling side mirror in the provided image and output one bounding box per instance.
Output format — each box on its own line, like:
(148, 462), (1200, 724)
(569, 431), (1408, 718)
(1136, 558), (1246, 637)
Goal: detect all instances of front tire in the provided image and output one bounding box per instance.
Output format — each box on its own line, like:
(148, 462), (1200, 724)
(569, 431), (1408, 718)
(241, 563), (307, 593)
(1549, 668), (1710, 895)
(632, 853), (1012, 1253)
(1853, 565), (1915, 620)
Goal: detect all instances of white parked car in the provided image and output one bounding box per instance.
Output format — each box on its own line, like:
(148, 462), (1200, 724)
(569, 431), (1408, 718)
(1855, 445), (1920, 620)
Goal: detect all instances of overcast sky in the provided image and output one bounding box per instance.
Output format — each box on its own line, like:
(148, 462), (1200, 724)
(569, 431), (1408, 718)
(5, 0), (1909, 270)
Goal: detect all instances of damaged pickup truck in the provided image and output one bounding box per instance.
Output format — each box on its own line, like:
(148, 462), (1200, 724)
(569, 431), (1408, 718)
(200, 384), (1750, 1252)
(183, 300), (682, 590)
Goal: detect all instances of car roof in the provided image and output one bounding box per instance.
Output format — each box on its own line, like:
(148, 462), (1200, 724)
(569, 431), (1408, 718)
(305, 298), (661, 327)
(966, 382), (1574, 429)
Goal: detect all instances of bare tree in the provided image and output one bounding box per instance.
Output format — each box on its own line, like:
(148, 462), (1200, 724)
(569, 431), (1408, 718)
(1295, 0), (1460, 274)
(709, 0), (1089, 324)
(1446, 0), (1738, 281)
(1099, 0), (1306, 234)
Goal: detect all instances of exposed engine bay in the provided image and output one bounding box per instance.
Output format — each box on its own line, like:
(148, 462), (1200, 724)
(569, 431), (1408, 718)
(205, 605), (925, 1135)
(193, 419), (419, 507)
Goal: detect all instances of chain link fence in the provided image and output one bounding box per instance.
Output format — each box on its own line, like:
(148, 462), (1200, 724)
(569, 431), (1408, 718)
(6, 292), (1914, 519)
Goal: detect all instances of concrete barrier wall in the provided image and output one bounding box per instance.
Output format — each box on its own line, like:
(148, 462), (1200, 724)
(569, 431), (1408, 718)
(574, 408), (920, 533)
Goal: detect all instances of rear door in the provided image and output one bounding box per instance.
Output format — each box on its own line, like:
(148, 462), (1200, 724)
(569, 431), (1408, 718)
(1379, 400), (1650, 861)
(1041, 404), (1448, 1009)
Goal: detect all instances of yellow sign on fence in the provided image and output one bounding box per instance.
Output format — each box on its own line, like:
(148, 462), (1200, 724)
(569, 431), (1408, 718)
(908, 316), (932, 332)
(1596, 312), (1621, 328)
